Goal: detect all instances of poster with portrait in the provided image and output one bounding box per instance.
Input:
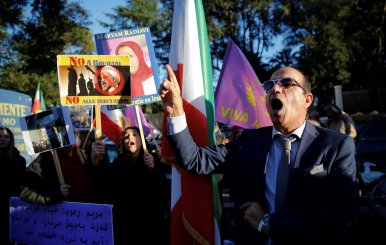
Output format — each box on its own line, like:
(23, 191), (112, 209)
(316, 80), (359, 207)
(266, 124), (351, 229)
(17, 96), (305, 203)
(57, 55), (131, 105)
(19, 106), (76, 155)
(94, 27), (162, 106)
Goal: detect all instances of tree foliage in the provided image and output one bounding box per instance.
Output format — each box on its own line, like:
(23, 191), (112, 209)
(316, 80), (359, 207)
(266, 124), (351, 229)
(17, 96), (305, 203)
(0, 0), (28, 62)
(205, 0), (279, 77)
(274, 0), (386, 92)
(12, 0), (94, 74)
(347, 0), (386, 89)
(0, 0), (94, 106)
(1, 0), (385, 111)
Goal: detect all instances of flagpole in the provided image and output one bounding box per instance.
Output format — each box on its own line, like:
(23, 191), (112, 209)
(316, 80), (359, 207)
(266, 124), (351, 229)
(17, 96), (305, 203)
(51, 149), (65, 185)
(94, 105), (102, 141)
(135, 105), (147, 151)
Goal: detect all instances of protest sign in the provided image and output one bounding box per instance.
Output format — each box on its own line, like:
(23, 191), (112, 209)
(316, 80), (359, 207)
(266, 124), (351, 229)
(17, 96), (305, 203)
(19, 106), (75, 155)
(10, 197), (113, 245)
(57, 55), (131, 105)
(94, 27), (161, 106)
(0, 89), (35, 164)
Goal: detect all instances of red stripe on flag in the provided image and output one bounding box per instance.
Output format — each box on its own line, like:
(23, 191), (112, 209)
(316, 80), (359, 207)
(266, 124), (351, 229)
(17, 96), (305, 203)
(98, 112), (122, 145)
(181, 172), (214, 245)
(170, 198), (194, 245)
(31, 101), (41, 114)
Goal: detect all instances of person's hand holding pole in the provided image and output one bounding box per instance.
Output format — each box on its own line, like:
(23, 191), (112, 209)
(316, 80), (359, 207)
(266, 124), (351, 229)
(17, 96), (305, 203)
(158, 64), (184, 117)
(91, 140), (105, 166)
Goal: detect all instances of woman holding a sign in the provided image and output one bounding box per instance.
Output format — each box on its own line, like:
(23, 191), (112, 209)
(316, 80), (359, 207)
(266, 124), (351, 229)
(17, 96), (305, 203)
(92, 126), (168, 244)
(0, 126), (26, 244)
(19, 129), (100, 205)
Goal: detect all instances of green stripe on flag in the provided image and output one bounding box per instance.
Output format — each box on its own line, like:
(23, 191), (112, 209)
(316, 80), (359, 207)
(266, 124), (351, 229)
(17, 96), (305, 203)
(38, 81), (47, 110)
(194, 0), (221, 231)
(194, 0), (215, 145)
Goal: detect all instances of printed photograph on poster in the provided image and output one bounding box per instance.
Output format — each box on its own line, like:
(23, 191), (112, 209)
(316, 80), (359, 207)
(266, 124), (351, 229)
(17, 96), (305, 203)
(57, 55), (131, 105)
(94, 27), (161, 105)
(19, 106), (76, 155)
(68, 105), (93, 130)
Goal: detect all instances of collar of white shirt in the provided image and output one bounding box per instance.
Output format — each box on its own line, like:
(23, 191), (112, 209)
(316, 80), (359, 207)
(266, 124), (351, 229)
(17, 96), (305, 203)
(271, 121), (306, 140)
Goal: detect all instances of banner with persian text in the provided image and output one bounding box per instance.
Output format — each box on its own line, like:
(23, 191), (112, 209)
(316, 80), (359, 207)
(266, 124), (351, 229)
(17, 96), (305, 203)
(10, 197), (113, 245)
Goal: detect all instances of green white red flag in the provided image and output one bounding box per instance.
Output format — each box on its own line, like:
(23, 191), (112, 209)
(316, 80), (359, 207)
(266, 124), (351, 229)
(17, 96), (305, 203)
(162, 0), (221, 244)
(31, 81), (47, 114)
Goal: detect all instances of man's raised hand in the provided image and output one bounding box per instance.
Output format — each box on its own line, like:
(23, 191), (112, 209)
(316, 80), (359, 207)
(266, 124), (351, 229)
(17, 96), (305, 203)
(158, 64), (184, 117)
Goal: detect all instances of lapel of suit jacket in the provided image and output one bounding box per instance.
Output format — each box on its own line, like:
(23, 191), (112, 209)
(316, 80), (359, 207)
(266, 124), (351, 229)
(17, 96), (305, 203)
(292, 122), (320, 169)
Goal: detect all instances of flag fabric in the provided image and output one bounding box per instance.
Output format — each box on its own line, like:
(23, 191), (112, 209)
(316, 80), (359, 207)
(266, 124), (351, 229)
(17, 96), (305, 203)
(97, 105), (159, 145)
(215, 39), (272, 129)
(147, 119), (160, 136)
(124, 106), (154, 138)
(162, 0), (221, 244)
(31, 81), (47, 114)
(98, 105), (127, 145)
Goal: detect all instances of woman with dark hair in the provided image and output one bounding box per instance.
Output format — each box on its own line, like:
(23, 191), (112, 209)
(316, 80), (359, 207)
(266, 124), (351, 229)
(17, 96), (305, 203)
(116, 41), (157, 97)
(0, 126), (26, 244)
(20, 129), (101, 205)
(100, 126), (167, 244)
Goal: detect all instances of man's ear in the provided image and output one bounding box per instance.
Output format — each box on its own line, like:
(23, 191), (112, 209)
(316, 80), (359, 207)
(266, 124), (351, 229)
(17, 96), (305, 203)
(305, 93), (313, 109)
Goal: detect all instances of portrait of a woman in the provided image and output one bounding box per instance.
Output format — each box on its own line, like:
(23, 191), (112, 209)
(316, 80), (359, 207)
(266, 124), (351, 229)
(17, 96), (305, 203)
(115, 41), (157, 98)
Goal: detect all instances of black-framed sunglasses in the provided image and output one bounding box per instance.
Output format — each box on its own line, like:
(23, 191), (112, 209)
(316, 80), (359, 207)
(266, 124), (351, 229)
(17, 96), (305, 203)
(262, 78), (307, 93)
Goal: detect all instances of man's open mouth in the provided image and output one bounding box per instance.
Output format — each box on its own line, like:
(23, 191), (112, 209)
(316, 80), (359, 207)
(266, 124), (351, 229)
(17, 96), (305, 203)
(271, 98), (283, 111)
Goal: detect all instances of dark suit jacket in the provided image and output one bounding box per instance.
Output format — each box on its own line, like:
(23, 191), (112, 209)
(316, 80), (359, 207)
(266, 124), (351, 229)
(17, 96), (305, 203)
(167, 122), (359, 245)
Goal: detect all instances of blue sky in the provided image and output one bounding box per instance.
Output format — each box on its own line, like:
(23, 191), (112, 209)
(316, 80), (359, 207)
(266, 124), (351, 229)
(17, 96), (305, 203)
(79, 0), (125, 35)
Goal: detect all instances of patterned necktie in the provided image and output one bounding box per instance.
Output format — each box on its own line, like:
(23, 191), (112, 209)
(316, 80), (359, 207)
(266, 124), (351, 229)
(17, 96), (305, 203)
(275, 135), (297, 212)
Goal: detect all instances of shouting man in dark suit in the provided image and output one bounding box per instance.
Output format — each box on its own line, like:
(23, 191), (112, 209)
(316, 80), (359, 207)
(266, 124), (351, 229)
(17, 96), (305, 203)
(159, 64), (359, 245)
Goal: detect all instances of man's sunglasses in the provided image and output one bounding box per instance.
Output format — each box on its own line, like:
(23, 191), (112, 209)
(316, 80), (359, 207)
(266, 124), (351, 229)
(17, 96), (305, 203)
(262, 78), (307, 93)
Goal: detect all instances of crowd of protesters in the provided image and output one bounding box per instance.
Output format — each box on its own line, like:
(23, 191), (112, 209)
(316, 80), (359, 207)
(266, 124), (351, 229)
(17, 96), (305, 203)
(1, 123), (171, 245)
(0, 100), (367, 245)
